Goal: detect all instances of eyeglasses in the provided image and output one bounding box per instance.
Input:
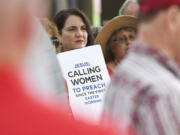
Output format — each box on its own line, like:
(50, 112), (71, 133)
(112, 35), (135, 44)
(51, 37), (60, 47)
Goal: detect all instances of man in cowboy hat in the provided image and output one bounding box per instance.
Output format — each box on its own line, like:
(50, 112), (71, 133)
(103, 0), (180, 135)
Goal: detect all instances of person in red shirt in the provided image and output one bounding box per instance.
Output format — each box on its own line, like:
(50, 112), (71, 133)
(0, 0), (133, 135)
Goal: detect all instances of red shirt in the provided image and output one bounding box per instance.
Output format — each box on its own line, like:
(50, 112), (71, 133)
(0, 67), (120, 135)
(107, 66), (114, 77)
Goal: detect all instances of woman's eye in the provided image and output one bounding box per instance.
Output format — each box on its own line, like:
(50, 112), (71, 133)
(66, 26), (76, 31)
(68, 28), (76, 31)
(119, 37), (124, 41)
(129, 35), (135, 40)
(81, 26), (87, 31)
(116, 37), (124, 42)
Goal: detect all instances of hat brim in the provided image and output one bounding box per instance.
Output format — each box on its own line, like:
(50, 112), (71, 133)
(95, 15), (137, 57)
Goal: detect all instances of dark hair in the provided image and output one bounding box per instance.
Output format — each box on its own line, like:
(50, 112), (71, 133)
(53, 8), (94, 46)
(105, 27), (136, 63)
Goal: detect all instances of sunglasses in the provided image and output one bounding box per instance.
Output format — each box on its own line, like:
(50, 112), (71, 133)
(112, 35), (136, 44)
(51, 37), (60, 47)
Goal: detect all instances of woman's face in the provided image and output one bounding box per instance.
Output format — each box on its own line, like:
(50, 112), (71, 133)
(111, 29), (136, 62)
(60, 15), (88, 51)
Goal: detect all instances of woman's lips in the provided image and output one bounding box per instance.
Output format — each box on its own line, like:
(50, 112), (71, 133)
(75, 40), (84, 43)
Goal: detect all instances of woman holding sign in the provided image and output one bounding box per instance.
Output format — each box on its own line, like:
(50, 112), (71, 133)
(95, 16), (137, 76)
(53, 9), (94, 52)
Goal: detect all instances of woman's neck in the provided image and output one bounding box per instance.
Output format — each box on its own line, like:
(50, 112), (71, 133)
(107, 60), (119, 71)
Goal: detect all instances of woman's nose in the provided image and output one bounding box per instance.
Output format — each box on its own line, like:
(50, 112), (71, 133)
(126, 39), (131, 46)
(76, 29), (83, 37)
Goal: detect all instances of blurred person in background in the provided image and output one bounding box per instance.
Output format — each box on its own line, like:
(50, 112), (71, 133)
(91, 26), (102, 39)
(0, 0), (128, 135)
(103, 0), (180, 135)
(95, 16), (137, 76)
(53, 9), (94, 52)
(24, 18), (67, 105)
(41, 18), (61, 54)
(23, 0), (67, 105)
(119, 0), (139, 16)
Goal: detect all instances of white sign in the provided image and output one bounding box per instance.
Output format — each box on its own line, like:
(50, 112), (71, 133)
(57, 45), (110, 124)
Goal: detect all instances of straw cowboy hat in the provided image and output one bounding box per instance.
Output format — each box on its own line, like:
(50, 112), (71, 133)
(95, 15), (137, 57)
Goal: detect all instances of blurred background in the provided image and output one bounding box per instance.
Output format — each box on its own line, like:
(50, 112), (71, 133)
(46, 0), (126, 26)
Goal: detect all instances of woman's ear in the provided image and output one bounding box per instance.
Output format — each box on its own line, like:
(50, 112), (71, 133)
(165, 5), (180, 33)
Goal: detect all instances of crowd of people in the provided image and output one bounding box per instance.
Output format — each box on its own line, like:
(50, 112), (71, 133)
(1, 0), (180, 135)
